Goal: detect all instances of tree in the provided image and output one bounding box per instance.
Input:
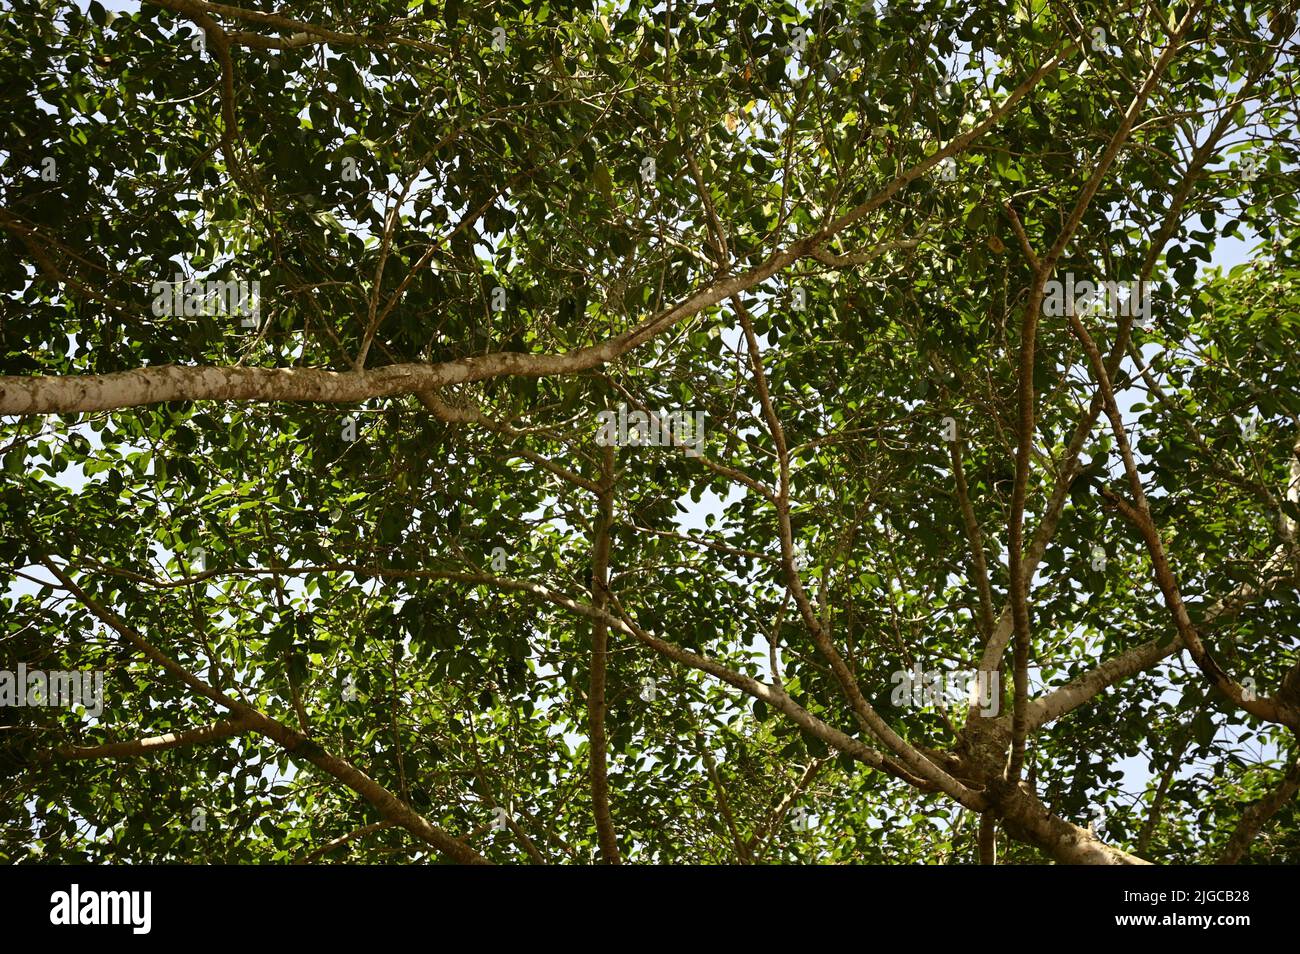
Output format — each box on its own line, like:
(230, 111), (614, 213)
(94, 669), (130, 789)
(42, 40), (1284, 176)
(1, 0), (1297, 865)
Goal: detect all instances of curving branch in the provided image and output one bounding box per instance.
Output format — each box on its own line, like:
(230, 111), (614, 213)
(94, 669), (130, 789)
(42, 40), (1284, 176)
(294, 821), (395, 865)
(1218, 756), (1300, 864)
(40, 560), (490, 865)
(148, 0), (446, 54)
(47, 717), (253, 760)
(1026, 515), (1297, 731)
(0, 42), (1075, 418)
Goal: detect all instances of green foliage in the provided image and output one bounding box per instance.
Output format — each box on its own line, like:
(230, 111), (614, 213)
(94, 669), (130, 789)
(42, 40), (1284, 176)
(0, 0), (1297, 864)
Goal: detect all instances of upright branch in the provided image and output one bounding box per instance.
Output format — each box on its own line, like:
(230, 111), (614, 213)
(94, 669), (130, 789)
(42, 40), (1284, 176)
(733, 298), (983, 809)
(1003, 1), (1204, 782)
(588, 442), (620, 863)
(948, 430), (996, 643)
(969, 27), (1284, 732)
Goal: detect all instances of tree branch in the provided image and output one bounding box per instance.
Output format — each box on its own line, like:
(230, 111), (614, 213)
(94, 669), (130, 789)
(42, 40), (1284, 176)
(47, 717), (253, 760)
(1004, 2), (1203, 782)
(41, 560), (490, 864)
(1218, 756), (1300, 864)
(588, 442), (620, 863)
(0, 45), (1071, 418)
(294, 821), (395, 865)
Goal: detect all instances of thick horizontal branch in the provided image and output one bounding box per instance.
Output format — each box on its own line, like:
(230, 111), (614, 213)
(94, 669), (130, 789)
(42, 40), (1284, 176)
(809, 238), (920, 267)
(0, 258), (784, 415)
(49, 717), (253, 760)
(149, 0), (440, 52)
(0, 44), (1073, 418)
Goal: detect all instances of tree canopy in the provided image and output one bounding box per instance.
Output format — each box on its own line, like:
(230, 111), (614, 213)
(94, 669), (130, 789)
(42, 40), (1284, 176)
(1, 0), (1298, 864)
